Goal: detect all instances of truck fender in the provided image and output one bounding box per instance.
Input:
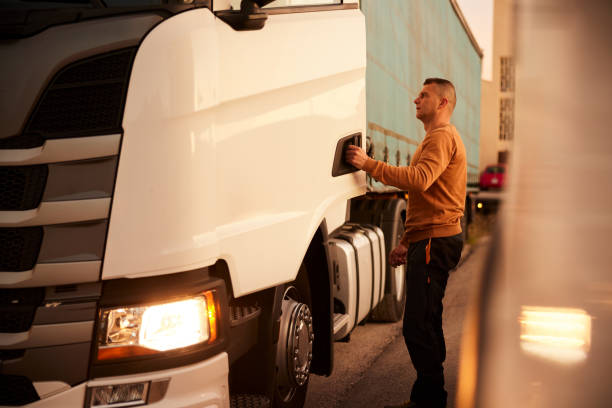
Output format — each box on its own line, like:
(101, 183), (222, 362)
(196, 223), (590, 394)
(304, 223), (333, 376)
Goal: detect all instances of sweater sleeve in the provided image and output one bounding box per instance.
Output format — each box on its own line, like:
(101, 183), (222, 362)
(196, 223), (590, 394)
(361, 128), (455, 192)
(399, 231), (411, 248)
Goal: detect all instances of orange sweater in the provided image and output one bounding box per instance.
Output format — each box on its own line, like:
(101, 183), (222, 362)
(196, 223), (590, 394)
(362, 124), (466, 245)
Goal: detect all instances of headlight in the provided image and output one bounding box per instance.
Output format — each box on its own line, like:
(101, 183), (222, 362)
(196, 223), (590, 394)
(97, 290), (218, 361)
(519, 306), (592, 364)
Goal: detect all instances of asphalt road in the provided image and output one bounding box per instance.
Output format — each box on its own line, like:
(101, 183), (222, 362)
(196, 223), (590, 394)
(305, 237), (490, 408)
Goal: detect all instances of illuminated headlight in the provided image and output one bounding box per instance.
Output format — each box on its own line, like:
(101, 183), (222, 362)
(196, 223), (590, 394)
(97, 291), (218, 360)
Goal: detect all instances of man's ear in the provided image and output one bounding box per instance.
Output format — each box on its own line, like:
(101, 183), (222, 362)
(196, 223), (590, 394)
(438, 97), (448, 109)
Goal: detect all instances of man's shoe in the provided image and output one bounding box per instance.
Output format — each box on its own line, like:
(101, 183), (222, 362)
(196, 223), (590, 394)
(383, 401), (420, 408)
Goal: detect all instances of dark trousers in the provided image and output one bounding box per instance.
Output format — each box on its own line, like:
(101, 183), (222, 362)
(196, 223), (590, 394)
(403, 233), (463, 408)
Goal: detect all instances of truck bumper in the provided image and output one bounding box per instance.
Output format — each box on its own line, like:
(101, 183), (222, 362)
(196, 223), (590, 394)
(27, 352), (229, 408)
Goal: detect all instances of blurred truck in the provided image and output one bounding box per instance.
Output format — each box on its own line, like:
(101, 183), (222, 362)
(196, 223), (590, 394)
(0, 0), (480, 407)
(457, 1), (612, 407)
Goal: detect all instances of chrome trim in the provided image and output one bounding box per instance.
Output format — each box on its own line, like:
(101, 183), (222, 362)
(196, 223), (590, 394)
(0, 321), (93, 348)
(0, 134), (121, 165)
(0, 261), (101, 287)
(0, 198), (110, 227)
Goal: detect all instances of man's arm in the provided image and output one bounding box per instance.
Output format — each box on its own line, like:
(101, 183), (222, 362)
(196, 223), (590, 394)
(345, 129), (455, 192)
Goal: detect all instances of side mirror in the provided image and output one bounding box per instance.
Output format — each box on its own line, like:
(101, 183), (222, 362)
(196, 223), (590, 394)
(253, 0), (276, 6)
(216, 0), (268, 31)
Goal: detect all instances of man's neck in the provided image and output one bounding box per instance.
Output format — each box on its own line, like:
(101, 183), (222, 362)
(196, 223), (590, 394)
(423, 117), (450, 133)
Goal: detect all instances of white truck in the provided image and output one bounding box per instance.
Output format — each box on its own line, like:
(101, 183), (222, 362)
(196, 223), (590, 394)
(0, 1), (480, 407)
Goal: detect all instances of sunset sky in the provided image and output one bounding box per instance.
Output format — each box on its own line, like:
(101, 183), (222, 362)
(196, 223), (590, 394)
(456, 0), (494, 81)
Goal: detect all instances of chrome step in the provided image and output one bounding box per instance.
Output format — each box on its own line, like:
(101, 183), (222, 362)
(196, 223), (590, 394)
(230, 394), (270, 408)
(229, 304), (261, 327)
(227, 304), (262, 365)
(332, 313), (350, 340)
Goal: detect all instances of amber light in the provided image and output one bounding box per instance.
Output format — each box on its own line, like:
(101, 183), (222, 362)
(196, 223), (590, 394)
(98, 346), (158, 361)
(204, 290), (218, 343)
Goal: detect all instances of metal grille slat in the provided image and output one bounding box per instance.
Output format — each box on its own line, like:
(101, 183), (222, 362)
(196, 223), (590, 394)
(0, 288), (44, 333)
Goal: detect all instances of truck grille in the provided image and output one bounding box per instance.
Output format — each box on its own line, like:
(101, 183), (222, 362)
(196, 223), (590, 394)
(0, 165), (48, 211)
(0, 48), (136, 149)
(28, 82), (125, 137)
(0, 375), (40, 406)
(0, 10), (164, 401)
(0, 285), (98, 395)
(0, 228), (43, 272)
(0, 349), (25, 360)
(55, 48), (135, 85)
(0, 305), (37, 333)
(0, 288), (44, 333)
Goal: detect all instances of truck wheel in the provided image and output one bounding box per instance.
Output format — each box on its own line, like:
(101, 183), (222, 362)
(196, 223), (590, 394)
(273, 264), (313, 407)
(371, 200), (407, 322)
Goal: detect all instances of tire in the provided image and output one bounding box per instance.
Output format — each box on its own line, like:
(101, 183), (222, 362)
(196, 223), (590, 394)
(370, 199), (407, 322)
(273, 263), (313, 408)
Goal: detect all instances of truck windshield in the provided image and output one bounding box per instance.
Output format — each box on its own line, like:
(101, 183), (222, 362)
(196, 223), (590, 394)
(486, 166), (505, 174)
(1, 0), (178, 9)
(1, 0), (98, 9)
(1, 0), (207, 38)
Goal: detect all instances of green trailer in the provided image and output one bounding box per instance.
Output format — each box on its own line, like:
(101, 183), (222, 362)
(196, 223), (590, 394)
(348, 0), (482, 324)
(361, 0), (482, 190)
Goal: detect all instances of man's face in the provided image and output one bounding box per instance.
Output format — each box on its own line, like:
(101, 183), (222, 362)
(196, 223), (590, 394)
(414, 84), (442, 122)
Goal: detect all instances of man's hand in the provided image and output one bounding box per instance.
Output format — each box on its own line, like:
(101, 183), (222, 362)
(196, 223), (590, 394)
(345, 145), (368, 170)
(389, 243), (408, 267)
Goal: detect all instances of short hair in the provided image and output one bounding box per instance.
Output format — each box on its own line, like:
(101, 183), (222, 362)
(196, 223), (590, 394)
(424, 78), (456, 111)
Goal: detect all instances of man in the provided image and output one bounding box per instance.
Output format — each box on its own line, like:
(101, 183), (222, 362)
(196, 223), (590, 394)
(345, 78), (466, 408)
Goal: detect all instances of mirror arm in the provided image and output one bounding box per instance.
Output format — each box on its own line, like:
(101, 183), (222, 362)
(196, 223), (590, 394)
(216, 0), (268, 31)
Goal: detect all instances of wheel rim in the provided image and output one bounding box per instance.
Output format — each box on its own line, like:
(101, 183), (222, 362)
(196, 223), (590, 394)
(394, 217), (405, 302)
(394, 264), (405, 302)
(275, 287), (314, 402)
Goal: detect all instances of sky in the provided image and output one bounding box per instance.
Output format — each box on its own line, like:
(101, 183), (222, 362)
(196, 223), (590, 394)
(456, 0), (494, 81)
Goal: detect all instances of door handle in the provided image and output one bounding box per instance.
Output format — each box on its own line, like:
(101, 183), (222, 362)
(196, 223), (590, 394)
(332, 132), (362, 177)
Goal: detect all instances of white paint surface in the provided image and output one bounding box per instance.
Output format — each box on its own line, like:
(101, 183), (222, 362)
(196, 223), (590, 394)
(104, 8), (367, 297)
